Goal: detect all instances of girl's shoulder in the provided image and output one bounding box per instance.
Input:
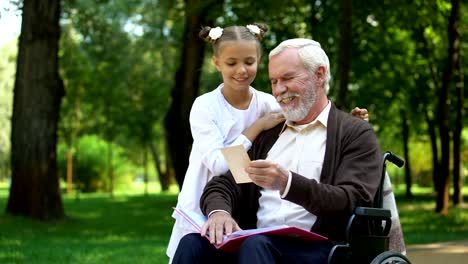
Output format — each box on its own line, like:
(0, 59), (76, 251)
(251, 87), (280, 111)
(251, 87), (275, 101)
(201, 84), (224, 99)
(192, 85), (223, 110)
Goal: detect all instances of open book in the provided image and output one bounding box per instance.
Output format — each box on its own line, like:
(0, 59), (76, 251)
(173, 207), (328, 253)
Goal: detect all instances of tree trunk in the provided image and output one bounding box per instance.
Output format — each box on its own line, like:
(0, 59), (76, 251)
(435, 0), (459, 215)
(451, 0), (463, 206)
(143, 147), (148, 196)
(66, 150), (73, 194)
(400, 109), (412, 197)
(424, 105), (439, 193)
(425, 111), (440, 192)
(104, 94), (114, 197)
(107, 139), (114, 198)
(164, 0), (214, 188)
(335, 0), (352, 109)
(165, 137), (175, 188)
(148, 140), (170, 191)
(453, 83), (463, 205)
(6, 0), (64, 220)
(74, 143), (81, 201)
(417, 27), (439, 193)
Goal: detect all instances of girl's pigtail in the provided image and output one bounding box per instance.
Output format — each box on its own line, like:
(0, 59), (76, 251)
(246, 23), (268, 41)
(199, 26), (223, 43)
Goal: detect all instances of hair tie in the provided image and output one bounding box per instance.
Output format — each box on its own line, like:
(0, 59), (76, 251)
(208, 27), (223, 42)
(246, 24), (261, 35)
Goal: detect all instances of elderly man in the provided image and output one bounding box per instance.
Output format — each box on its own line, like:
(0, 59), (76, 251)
(172, 38), (382, 264)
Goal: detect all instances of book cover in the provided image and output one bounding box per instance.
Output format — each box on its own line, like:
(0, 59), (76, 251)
(173, 207), (328, 253)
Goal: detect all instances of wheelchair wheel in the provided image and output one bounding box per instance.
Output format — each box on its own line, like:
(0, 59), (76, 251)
(370, 251), (411, 264)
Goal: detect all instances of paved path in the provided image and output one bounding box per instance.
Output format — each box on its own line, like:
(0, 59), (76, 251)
(406, 240), (468, 264)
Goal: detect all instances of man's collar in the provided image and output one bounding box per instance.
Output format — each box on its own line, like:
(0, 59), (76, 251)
(279, 100), (331, 134)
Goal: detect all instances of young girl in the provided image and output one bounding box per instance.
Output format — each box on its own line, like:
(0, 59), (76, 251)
(166, 23), (283, 261)
(166, 24), (370, 261)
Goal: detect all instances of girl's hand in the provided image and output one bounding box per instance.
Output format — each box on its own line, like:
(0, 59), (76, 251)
(243, 112), (285, 142)
(351, 107), (369, 122)
(259, 112), (285, 130)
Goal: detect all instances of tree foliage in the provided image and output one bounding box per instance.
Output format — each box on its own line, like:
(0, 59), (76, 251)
(1, 0), (467, 218)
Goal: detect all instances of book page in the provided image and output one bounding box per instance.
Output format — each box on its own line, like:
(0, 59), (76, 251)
(173, 207), (206, 231)
(173, 208), (328, 253)
(173, 208), (224, 241)
(220, 145), (252, 184)
(228, 224), (289, 238)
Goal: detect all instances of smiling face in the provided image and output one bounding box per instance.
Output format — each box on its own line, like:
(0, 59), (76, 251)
(269, 48), (326, 124)
(213, 40), (259, 93)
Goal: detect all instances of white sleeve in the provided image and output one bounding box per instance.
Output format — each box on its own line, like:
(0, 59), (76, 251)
(190, 98), (252, 177)
(268, 96), (281, 112)
(258, 92), (281, 114)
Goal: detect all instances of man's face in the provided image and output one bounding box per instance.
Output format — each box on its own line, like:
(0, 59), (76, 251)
(268, 48), (317, 122)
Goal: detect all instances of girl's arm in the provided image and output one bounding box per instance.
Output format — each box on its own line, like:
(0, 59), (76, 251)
(190, 98), (251, 176)
(242, 112), (285, 142)
(190, 94), (284, 177)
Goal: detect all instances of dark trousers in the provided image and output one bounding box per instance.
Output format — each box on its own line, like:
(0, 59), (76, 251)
(172, 233), (333, 264)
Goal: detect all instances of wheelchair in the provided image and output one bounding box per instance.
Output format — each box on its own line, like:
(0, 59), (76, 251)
(327, 151), (411, 264)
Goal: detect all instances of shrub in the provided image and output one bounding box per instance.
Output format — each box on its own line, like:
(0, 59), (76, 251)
(58, 135), (136, 192)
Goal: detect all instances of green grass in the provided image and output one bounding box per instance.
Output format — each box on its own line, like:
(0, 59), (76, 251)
(0, 183), (177, 264)
(391, 185), (468, 244)
(0, 183), (466, 263)
(396, 192), (468, 245)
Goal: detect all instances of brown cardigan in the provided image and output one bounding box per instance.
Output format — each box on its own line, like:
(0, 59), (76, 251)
(200, 102), (382, 242)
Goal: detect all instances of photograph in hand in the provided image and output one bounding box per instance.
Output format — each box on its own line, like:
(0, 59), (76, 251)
(220, 144), (253, 184)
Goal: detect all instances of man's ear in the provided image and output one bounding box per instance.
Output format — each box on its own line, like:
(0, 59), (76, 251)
(316, 66), (326, 80)
(213, 56), (221, 71)
(314, 66), (327, 93)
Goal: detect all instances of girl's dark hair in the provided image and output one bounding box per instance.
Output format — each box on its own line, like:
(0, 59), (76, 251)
(199, 23), (268, 57)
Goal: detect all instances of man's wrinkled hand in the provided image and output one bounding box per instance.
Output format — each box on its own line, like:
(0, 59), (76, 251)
(246, 160), (289, 191)
(201, 211), (241, 245)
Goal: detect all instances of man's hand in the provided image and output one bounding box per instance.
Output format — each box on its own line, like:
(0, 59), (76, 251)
(201, 211), (241, 245)
(351, 107), (369, 122)
(246, 160), (289, 191)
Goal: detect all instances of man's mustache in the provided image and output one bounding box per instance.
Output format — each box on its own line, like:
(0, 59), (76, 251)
(276, 92), (300, 103)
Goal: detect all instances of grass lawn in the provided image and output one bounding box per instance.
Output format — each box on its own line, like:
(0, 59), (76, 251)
(0, 182), (467, 263)
(0, 183), (177, 264)
(397, 192), (468, 245)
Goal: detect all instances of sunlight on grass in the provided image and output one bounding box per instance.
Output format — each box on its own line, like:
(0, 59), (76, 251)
(1, 180), (467, 263)
(113, 181), (180, 196)
(395, 187), (468, 245)
(0, 180), (177, 263)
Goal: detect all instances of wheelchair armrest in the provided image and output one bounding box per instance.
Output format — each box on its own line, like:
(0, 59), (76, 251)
(327, 244), (351, 264)
(345, 207), (392, 241)
(354, 207), (391, 218)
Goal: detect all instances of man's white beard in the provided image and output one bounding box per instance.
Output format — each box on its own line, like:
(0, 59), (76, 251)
(281, 88), (316, 122)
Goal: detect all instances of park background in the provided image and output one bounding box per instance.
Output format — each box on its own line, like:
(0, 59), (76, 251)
(0, 0), (467, 263)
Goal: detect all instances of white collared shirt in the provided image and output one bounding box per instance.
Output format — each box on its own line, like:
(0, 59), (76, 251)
(257, 101), (331, 230)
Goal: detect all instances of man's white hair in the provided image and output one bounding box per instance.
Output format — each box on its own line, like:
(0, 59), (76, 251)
(269, 38), (331, 94)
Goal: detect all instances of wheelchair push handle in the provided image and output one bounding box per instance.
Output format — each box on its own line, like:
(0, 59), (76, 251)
(383, 151), (404, 168)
